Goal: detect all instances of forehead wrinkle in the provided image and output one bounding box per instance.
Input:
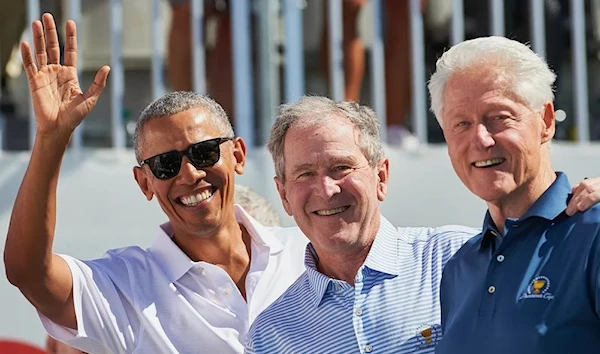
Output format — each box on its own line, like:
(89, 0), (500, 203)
(443, 67), (529, 120)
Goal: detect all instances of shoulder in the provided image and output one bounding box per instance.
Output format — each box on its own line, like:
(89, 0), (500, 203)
(250, 271), (310, 331)
(397, 225), (480, 252)
(63, 245), (156, 281)
(573, 203), (600, 226)
(393, 225), (482, 271)
(264, 226), (310, 249)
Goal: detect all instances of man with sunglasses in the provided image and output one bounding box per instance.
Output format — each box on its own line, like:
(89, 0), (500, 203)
(4, 14), (306, 354)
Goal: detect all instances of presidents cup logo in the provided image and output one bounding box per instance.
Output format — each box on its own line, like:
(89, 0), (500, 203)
(519, 276), (554, 301)
(415, 324), (440, 349)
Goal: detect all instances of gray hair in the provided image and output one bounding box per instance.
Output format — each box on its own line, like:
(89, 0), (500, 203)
(133, 91), (235, 162)
(267, 96), (385, 181)
(234, 185), (281, 227)
(428, 36), (556, 125)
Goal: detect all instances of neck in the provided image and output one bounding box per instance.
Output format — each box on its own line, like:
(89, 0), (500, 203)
(172, 218), (252, 298)
(315, 243), (373, 286)
(488, 164), (556, 234)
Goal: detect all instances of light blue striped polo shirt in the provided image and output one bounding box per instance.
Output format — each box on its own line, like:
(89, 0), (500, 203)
(245, 216), (478, 354)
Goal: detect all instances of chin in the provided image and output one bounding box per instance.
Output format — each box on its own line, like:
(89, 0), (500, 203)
(472, 186), (513, 203)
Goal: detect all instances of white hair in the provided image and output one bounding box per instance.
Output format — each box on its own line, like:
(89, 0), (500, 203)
(428, 36), (557, 125)
(268, 96), (384, 181)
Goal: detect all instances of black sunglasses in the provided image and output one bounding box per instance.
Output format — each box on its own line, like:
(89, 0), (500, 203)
(139, 137), (234, 180)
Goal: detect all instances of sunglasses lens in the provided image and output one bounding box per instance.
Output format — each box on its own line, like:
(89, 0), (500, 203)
(188, 140), (220, 168)
(149, 152), (182, 180)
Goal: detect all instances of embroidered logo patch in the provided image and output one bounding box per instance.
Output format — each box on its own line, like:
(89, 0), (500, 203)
(519, 276), (554, 301)
(415, 324), (440, 349)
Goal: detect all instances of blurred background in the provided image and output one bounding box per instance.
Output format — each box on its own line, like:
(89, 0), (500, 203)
(1, 0), (599, 351)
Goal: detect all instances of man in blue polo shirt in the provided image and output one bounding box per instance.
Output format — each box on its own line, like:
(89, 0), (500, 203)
(429, 36), (600, 353)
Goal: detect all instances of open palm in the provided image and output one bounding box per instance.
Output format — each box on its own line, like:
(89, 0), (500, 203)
(22, 13), (110, 138)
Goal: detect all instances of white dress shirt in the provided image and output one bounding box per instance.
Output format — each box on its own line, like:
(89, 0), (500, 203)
(39, 205), (308, 354)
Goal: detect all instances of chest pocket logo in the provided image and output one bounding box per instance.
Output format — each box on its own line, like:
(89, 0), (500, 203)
(415, 324), (441, 350)
(519, 276), (555, 301)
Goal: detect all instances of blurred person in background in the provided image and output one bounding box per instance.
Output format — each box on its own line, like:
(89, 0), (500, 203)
(167, 0), (235, 125)
(234, 184), (281, 227)
(322, 0), (426, 149)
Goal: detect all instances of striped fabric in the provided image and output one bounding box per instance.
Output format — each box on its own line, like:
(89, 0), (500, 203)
(245, 216), (478, 354)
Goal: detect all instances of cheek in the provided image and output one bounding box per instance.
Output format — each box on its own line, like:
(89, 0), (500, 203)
(447, 144), (465, 167)
(286, 184), (309, 210)
(152, 182), (173, 202)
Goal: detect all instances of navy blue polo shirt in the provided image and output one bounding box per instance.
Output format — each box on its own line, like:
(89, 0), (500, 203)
(436, 172), (600, 354)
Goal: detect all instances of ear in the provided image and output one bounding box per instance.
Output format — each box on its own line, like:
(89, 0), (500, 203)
(232, 137), (247, 175)
(376, 158), (390, 202)
(540, 101), (556, 144)
(274, 176), (293, 216)
(133, 166), (154, 201)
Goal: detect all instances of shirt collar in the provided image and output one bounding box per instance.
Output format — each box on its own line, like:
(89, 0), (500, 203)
(149, 204), (284, 282)
(480, 172), (572, 250)
(303, 215), (400, 307)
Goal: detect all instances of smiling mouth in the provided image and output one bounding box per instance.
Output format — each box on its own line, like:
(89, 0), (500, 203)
(472, 158), (505, 168)
(178, 187), (216, 206)
(313, 206), (350, 216)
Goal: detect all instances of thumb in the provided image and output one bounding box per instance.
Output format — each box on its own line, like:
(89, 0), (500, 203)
(83, 65), (111, 108)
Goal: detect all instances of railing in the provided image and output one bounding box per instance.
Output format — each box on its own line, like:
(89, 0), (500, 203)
(21, 0), (594, 150)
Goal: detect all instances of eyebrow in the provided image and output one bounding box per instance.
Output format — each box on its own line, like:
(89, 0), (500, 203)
(447, 103), (516, 120)
(289, 163), (315, 177)
(288, 155), (360, 175)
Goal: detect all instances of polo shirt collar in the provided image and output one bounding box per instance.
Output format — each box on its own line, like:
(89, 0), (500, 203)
(304, 215), (400, 307)
(363, 216), (401, 276)
(480, 172), (572, 250)
(150, 204), (284, 282)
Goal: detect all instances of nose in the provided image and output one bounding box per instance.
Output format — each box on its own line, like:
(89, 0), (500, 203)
(175, 156), (206, 185)
(314, 174), (341, 199)
(472, 123), (495, 149)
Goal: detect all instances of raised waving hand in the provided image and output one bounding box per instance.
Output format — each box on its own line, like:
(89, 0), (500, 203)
(21, 13), (110, 138)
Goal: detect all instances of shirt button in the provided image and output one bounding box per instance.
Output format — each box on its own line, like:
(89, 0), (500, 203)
(490, 230), (499, 237)
(355, 307), (363, 316)
(364, 345), (373, 353)
(223, 288), (232, 296)
(496, 255), (505, 262)
(336, 284), (343, 291)
(488, 285), (496, 294)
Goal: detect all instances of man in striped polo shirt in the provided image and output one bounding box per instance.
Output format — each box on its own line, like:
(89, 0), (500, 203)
(244, 96), (476, 353)
(245, 96), (600, 354)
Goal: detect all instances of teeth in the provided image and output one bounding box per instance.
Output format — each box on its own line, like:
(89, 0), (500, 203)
(315, 206), (348, 216)
(474, 158), (505, 168)
(180, 190), (213, 206)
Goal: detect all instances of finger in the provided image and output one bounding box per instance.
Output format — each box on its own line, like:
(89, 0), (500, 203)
(566, 193), (580, 216)
(32, 20), (47, 68)
(63, 20), (78, 68)
(83, 66), (111, 107)
(578, 185), (600, 212)
(20, 42), (38, 78)
(571, 183), (580, 193)
(42, 13), (61, 65)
